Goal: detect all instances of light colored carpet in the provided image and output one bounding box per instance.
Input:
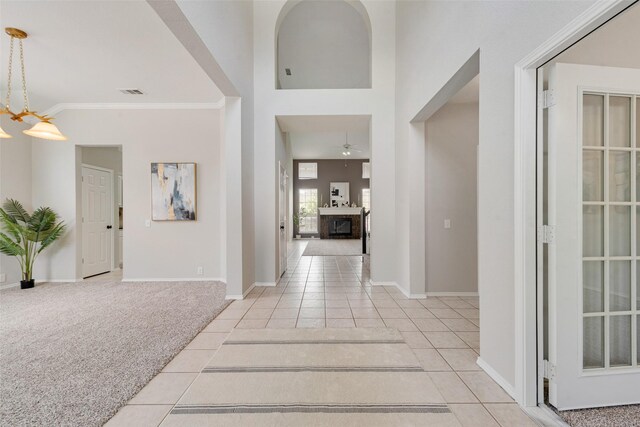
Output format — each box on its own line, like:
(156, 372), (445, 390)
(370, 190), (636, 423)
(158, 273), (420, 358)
(302, 239), (362, 256)
(557, 404), (640, 427)
(0, 279), (228, 427)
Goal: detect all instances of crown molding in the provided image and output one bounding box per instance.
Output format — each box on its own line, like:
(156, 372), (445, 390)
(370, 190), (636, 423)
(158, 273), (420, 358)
(41, 100), (226, 117)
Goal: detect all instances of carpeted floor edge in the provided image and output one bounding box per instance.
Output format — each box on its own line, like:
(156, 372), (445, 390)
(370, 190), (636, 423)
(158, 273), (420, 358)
(104, 296), (232, 424)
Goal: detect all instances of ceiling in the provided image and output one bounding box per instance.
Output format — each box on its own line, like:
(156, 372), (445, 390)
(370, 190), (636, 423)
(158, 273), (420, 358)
(0, 1), (222, 111)
(277, 115), (370, 159)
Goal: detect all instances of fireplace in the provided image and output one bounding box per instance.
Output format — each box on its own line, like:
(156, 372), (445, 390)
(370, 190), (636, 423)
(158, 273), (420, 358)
(319, 213), (361, 239)
(329, 218), (352, 236)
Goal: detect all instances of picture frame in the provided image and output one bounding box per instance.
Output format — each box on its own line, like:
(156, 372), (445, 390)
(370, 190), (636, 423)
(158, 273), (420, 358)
(151, 162), (197, 221)
(330, 182), (350, 207)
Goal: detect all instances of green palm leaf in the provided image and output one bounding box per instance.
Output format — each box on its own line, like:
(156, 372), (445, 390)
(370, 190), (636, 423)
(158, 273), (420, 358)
(28, 207), (58, 240)
(3, 199), (30, 223)
(0, 209), (22, 243)
(38, 222), (66, 253)
(0, 232), (25, 256)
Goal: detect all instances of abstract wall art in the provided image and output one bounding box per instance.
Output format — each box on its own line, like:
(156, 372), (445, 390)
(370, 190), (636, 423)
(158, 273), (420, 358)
(151, 162), (197, 221)
(330, 182), (350, 207)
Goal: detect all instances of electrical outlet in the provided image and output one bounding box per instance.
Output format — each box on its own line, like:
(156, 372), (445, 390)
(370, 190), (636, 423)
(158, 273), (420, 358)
(197, 266), (204, 276)
(0, 273), (6, 283)
(444, 219), (451, 229)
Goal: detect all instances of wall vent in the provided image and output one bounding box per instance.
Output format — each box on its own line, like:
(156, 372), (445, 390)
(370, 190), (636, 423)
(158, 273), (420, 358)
(118, 88), (144, 95)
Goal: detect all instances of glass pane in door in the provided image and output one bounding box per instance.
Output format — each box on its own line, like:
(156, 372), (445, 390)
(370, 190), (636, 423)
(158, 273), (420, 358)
(610, 315), (632, 367)
(583, 261), (604, 313)
(637, 98), (640, 147)
(637, 153), (640, 200)
(609, 96), (631, 147)
(583, 94), (604, 147)
(583, 206), (604, 257)
(609, 151), (630, 202)
(583, 150), (604, 201)
(583, 316), (605, 369)
(609, 206), (631, 257)
(610, 261), (631, 312)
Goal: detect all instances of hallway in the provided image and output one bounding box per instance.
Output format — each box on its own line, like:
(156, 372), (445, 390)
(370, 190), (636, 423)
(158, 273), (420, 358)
(108, 243), (537, 426)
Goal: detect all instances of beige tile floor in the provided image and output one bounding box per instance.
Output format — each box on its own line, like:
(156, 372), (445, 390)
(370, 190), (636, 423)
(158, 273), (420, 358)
(106, 242), (538, 427)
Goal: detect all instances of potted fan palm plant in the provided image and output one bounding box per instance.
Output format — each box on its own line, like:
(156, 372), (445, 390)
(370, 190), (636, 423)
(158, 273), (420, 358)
(0, 199), (66, 289)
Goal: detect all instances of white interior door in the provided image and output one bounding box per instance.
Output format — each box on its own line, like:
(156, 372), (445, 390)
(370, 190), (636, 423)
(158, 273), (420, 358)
(279, 163), (288, 277)
(547, 63), (640, 410)
(82, 166), (113, 278)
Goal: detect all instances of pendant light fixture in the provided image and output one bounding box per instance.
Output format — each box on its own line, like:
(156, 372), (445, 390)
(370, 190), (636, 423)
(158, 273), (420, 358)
(1, 27), (67, 141)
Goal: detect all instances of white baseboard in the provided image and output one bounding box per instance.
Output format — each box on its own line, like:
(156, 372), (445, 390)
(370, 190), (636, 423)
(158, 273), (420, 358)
(369, 280), (426, 299)
(427, 291), (479, 297)
(476, 357), (516, 400)
(226, 283), (255, 300)
(254, 281), (277, 287)
(121, 277), (224, 283)
(1, 279), (79, 290)
(0, 282), (19, 290)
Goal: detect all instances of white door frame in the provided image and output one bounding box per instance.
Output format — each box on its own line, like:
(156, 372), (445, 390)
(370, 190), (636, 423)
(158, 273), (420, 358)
(278, 161), (288, 278)
(513, 0), (632, 407)
(81, 163), (116, 274)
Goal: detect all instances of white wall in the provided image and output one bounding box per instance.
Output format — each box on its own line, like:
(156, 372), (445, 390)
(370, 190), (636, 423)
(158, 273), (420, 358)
(253, 0), (396, 285)
(395, 0), (596, 390)
(81, 147), (123, 267)
(425, 102), (478, 294)
(176, 0), (256, 295)
(277, 0), (370, 89)
(31, 109), (223, 282)
(0, 118), (32, 285)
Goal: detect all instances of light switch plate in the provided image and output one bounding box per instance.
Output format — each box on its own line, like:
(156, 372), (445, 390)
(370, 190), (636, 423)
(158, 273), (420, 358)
(444, 219), (451, 229)
(145, 219), (151, 228)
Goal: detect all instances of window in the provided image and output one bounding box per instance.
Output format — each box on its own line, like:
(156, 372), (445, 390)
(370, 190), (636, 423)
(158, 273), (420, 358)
(298, 162), (317, 180)
(298, 189), (318, 233)
(362, 188), (370, 211)
(362, 162), (370, 179)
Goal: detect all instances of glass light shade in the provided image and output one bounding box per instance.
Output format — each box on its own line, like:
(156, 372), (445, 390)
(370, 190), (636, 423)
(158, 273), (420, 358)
(0, 125), (11, 138)
(23, 120), (67, 141)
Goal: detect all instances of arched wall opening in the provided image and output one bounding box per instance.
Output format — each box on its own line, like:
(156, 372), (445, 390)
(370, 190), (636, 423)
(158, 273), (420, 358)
(275, 0), (372, 89)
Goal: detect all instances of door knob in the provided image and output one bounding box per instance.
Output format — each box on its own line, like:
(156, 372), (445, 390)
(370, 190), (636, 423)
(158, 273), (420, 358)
(107, 225), (113, 229)
(280, 225), (285, 230)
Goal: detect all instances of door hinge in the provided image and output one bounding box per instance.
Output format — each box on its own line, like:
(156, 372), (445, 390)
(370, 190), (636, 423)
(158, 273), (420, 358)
(542, 360), (556, 380)
(540, 89), (556, 109)
(538, 225), (555, 244)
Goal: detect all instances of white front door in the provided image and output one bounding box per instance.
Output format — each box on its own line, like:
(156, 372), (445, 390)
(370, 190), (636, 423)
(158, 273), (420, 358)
(547, 63), (640, 410)
(279, 163), (288, 277)
(82, 166), (113, 278)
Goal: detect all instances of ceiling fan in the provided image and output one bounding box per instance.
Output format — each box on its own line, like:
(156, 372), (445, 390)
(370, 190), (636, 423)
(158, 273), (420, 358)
(341, 133), (365, 156)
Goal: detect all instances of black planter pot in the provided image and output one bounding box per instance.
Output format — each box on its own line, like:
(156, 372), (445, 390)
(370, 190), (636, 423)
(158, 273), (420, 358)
(20, 279), (35, 289)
